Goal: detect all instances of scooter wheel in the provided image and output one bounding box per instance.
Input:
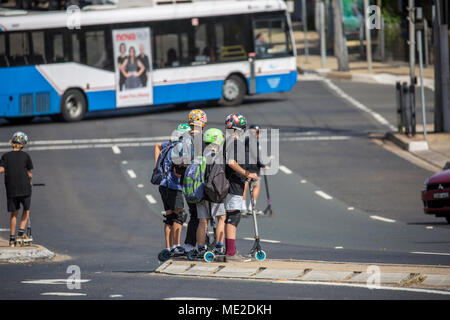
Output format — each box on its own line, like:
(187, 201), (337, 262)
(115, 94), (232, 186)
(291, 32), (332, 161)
(255, 250), (266, 261)
(204, 251), (215, 262)
(187, 250), (197, 261)
(158, 250), (171, 262)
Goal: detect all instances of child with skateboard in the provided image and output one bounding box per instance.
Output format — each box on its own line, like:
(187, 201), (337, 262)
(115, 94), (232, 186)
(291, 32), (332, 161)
(0, 132), (34, 247)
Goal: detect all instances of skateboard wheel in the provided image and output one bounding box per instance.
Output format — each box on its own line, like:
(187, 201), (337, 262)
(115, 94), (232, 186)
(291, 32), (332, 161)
(158, 250), (171, 262)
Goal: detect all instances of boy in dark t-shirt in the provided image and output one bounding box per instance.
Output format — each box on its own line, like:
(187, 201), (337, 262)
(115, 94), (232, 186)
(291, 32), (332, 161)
(0, 132), (33, 247)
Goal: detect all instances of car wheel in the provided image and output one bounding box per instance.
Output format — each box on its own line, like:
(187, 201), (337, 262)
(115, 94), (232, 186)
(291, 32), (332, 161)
(60, 89), (86, 122)
(219, 75), (246, 106)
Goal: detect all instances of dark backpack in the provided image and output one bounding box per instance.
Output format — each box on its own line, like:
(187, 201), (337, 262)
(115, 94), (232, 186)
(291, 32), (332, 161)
(204, 154), (229, 203)
(151, 142), (175, 185)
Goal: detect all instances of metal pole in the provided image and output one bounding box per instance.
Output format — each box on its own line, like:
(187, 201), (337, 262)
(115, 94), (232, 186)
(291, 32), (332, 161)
(423, 18), (429, 67)
(319, 0), (326, 68)
(408, 0), (416, 85)
(302, 0), (309, 63)
(417, 29), (428, 142)
(364, 0), (372, 73)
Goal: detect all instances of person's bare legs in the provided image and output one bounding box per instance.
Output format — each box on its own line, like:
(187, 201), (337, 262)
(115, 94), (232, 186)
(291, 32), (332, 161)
(19, 210), (30, 230)
(9, 210), (19, 239)
(196, 218), (208, 247)
(215, 215), (225, 244)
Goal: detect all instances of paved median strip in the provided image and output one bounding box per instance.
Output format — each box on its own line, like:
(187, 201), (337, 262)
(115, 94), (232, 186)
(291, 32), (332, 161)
(154, 259), (450, 293)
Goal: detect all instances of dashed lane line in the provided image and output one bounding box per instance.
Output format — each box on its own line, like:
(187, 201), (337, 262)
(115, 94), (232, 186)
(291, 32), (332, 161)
(145, 194), (157, 204)
(279, 165), (292, 175)
(40, 292), (87, 297)
(127, 170), (137, 179)
(315, 190), (333, 200)
(410, 251), (450, 256)
(370, 215), (396, 223)
(112, 145), (121, 154)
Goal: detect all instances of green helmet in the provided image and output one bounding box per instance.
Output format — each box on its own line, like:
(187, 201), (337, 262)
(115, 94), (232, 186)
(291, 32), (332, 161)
(204, 128), (224, 145)
(176, 123), (192, 133)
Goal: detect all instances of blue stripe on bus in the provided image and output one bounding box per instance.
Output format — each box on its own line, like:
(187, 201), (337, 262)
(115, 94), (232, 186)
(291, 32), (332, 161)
(0, 66), (297, 117)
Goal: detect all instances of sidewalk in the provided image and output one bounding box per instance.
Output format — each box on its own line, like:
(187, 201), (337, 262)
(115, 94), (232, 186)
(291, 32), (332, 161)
(156, 258), (450, 291)
(293, 27), (448, 173)
(0, 236), (55, 263)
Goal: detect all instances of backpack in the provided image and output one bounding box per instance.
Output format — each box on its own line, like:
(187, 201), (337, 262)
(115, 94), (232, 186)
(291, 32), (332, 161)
(182, 155), (206, 204)
(204, 156), (229, 203)
(151, 142), (175, 185)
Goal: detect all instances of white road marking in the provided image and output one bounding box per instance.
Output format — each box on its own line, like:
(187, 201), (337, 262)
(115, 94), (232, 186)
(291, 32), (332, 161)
(300, 179), (307, 184)
(347, 207), (355, 211)
(165, 297), (218, 300)
(109, 294), (123, 298)
(334, 246), (344, 249)
(243, 237), (280, 244)
(127, 170), (137, 179)
(111, 145), (121, 154)
(274, 280), (450, 296)
(315, 190), (333, 200)
(145, 194), (157, 204)
(0, 228), (10, 232)
(322, 78), (397, 131)
(281, 135), (351, 142)
(410, 251), (450, 256)
(370, 215), (396, 223)
(279, 165), (292, 174)
(137, 184), (144, 188)
(426, 226), (434, 230)
(122, 160), (128, 164)
(22, 279), (90, 285)
(41, 292), (87, 297)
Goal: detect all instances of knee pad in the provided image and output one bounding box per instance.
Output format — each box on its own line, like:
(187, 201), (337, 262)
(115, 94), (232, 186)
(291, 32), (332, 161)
(226, 210), (241, 227)
(163, 213), (175, 226)
(172, 210), (185, 225)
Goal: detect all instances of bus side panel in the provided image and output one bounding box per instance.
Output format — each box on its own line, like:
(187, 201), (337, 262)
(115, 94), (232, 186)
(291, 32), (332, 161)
(185, 79), (223, 101)
(0, 66), (60, 117)
(85, 90), (117, 111)
(254, 70), (297, 94)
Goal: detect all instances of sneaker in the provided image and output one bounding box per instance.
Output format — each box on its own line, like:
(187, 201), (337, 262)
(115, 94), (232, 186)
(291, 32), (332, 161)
(225, 253), (251, 262)
(171, 246), (186, 257)
(255, 210), (264, 215)
(9, 239), (16, 247)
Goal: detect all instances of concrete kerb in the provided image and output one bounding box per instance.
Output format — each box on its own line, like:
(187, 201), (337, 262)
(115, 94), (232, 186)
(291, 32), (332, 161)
(0, 237), (58, 263)
(154, 259), (450, 291)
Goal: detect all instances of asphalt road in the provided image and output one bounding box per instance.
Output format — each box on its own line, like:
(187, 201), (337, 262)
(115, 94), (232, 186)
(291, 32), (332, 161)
(0, 79), (449, 301)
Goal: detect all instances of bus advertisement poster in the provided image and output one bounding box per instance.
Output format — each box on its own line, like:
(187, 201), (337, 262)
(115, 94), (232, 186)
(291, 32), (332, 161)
(112, 27), (153, 107)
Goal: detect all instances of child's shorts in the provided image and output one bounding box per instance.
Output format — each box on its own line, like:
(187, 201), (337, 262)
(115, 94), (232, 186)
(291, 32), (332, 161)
(197, 200), (226, 219)
(7, 196), (31, 212)
(159, 186), (184, 211)
(225, 194), (243, 211)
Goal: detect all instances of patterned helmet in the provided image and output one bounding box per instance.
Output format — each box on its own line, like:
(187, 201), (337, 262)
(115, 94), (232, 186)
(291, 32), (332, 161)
(225, 113), (247, 131)
(188, 109), (207, 127)
(204, 128), (225, 145)
(10, 131), (29, 146)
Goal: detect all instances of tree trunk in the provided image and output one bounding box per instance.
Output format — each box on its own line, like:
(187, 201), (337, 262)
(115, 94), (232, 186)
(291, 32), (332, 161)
(332, 0), (349, 71)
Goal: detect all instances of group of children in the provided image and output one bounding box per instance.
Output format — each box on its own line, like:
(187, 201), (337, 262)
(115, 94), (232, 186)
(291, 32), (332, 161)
(155, 108), (266, 262)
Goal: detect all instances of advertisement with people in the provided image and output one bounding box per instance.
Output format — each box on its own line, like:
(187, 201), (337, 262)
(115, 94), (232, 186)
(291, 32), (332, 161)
(112, 27), (153, 107)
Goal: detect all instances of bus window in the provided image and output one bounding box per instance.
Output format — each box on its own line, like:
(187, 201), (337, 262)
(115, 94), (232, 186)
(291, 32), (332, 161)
(31, 31), (47, 65)
(0, 34), (7, 67)
(71, 33), (81, 63)
(85, 30), (111, 70)
(9, 32), (30, 66)
(46, 32), (67, 63)
(215, 15), (250, 62)
(253, 13), (293, 59)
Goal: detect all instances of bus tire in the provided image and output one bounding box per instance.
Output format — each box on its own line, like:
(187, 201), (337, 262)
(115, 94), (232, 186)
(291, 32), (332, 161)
(60, 89), (86, 122)
(219, 75), (246, 106)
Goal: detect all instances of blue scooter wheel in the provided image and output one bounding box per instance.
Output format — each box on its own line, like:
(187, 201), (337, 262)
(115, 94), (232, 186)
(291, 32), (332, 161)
(255, 250), (266, 261)
(158, 250), (171, 262)
(204, 251), (215, 262)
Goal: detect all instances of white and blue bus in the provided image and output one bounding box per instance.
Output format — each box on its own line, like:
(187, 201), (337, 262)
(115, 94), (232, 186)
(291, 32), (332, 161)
(0, 0), (297, 122)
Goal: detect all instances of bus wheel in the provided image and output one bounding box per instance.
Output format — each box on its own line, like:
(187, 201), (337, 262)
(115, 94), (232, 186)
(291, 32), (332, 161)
(60, 89), (86, 122)
(219, 75), (246, 106)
